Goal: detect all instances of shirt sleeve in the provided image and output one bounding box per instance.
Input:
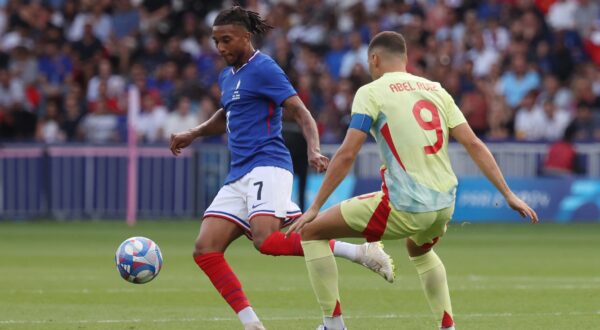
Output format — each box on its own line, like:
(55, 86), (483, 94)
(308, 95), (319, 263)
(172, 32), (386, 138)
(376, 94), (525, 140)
(258, 60), (297, 106)
(441, 89), (467, 128)
(351, 85), (378, 121)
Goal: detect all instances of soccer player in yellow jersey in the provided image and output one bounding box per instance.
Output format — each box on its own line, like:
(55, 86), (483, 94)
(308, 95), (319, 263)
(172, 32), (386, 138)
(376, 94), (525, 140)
(287, 31), (539, 330)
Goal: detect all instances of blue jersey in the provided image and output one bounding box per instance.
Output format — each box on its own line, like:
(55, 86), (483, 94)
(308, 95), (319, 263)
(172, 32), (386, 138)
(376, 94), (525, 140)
(219, 51), (296, 184)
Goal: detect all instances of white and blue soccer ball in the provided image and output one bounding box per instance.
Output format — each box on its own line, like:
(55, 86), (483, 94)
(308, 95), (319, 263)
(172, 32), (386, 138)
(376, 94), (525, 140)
(115, 236), (163, 284)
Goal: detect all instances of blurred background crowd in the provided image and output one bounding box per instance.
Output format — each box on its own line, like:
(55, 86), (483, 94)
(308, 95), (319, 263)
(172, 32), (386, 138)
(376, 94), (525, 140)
(0, 0), (598, 144)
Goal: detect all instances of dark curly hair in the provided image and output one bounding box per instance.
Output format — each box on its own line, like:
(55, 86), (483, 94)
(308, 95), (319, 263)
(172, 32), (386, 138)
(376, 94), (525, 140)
(213, 6), (273, 36)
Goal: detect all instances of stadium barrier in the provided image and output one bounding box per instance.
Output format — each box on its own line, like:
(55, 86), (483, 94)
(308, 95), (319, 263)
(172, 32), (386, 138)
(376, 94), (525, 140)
(2, 142), (600, 221)
(0, 143), (229, 220)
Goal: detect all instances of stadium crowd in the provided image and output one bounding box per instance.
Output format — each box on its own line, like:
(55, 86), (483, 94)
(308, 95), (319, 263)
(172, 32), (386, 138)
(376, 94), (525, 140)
(0, 0), (598, 144)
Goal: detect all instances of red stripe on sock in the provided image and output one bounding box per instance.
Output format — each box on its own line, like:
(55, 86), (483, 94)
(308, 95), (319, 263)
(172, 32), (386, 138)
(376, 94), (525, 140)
(332, 300), (342, 317)
(194, 252), (250, 313)
(442, 311), (454, 328)
(329, 240), (335, 251)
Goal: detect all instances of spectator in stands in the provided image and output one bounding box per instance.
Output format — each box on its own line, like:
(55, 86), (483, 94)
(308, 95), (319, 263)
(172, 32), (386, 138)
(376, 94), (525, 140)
(136, 92), (167, 144)
(71, 23), (104, 62)
(68, 4), (111, 43)
(466, 31), (500, 78)
(543, 123), (579, 176)
(8, 45), (37, 85)
(128, 62), (159, 100)
(36, 100), (64, 143)
(271, 35), (294, 75)
(161, 96), (198, 142)
(514, 90), (545, 140)
(536, 74), (574, 113)
(497, 55), (541, 109)
(154, 60), (177, 107)
(324, 33), (347, 80)
(0, 24), (33, 52)
(86, 58), (125, 103)
(88, 80), (122, 114)
(0, 68), (25, 109)
(340, 30), (368, 78)
(572, 102), (600, 141)
(178, 12), (201, 57)
(5, 104), (37, 141)
(550, 31), (578, 82)
(486, 104), (511, 141)
(540, 99), (572, 141)
(133, 34), (167, 76)
(39, 41), (71, 85)
(173, 62), (203, 101)
(572, 76), (600, 110)
(482, 17), (510, 52)
(61, 93), (83, 141)
(460, 78), (489, 136)
(78, 100), (118, 144)
(165, 36), (192, 71)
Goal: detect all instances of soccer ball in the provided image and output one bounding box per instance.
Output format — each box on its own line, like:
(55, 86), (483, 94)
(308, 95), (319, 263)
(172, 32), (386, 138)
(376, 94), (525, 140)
(115, 236), (163, 284)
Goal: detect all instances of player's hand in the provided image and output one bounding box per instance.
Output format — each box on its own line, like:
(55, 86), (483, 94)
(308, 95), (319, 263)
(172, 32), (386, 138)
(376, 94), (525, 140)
(286, 207), (318, 237)
(169, 131), (196, 156)
(506, 192), (539, 224)
(309, 151), (329, 173)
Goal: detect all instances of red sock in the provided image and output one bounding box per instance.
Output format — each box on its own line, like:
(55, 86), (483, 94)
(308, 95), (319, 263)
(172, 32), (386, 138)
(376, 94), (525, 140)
(258, 231), (336, 256)
(194, 252), (250, 313)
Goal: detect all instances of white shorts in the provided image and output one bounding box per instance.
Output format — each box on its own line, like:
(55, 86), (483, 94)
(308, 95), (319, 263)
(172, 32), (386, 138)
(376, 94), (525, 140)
(203, 166), (302, 238)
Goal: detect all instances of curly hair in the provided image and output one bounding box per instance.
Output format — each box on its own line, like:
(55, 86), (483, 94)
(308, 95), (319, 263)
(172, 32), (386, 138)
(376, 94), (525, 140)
(213, 6), (273, 36)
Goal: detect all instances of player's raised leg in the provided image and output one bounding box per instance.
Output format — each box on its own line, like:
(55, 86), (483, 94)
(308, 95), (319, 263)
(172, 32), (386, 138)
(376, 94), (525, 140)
(255, 215), (384, 270)
(193, 218), (265, 330)
(407, 238), (454, 330)
(246, 166), (390, 282)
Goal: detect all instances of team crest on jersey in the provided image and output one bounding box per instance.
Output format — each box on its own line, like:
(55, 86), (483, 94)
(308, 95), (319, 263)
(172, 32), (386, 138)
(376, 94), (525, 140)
(232, 79), (241, 101)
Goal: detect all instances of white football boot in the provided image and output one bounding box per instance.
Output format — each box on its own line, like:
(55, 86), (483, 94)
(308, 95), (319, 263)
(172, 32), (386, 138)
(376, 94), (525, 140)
(355, 241), (395, 283)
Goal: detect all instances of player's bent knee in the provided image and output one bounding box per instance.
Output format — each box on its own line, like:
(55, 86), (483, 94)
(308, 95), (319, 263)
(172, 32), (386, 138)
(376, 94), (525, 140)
(192, 240), (224, 258)
(251, 233), (268, 251)
(299, 223), (321, 241)
(406, 237), (440, 257)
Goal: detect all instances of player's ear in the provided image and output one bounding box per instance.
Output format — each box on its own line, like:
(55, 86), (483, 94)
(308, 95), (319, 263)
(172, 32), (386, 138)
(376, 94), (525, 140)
(371, 52), (379, 68)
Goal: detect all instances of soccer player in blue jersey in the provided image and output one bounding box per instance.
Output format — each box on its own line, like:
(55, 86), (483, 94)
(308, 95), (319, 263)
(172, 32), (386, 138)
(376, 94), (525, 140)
(169, 7), (394, 330)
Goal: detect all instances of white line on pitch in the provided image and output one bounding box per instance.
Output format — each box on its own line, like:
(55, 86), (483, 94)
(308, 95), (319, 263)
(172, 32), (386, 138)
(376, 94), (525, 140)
(1, 311), (599, 325)
(4, 282), (600, 295)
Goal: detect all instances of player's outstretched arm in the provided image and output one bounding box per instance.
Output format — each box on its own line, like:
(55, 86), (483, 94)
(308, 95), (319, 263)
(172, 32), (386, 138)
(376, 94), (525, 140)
(169, 108), (226, 156)
(287, 129), (367, 235)
(283, 95), (329, 172)
(450, 123), (539, 223)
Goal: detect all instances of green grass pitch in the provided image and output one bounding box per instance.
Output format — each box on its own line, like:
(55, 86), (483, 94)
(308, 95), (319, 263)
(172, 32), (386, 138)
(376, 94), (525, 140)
(1, 220), (599, 329)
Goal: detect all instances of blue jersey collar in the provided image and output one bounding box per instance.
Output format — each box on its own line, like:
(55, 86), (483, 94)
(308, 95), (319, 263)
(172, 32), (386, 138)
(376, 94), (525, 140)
(231, 50), (260, 75)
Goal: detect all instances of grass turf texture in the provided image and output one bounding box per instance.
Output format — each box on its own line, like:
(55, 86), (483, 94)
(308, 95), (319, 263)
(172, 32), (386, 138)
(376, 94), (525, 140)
(0, 221), (599, 330)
